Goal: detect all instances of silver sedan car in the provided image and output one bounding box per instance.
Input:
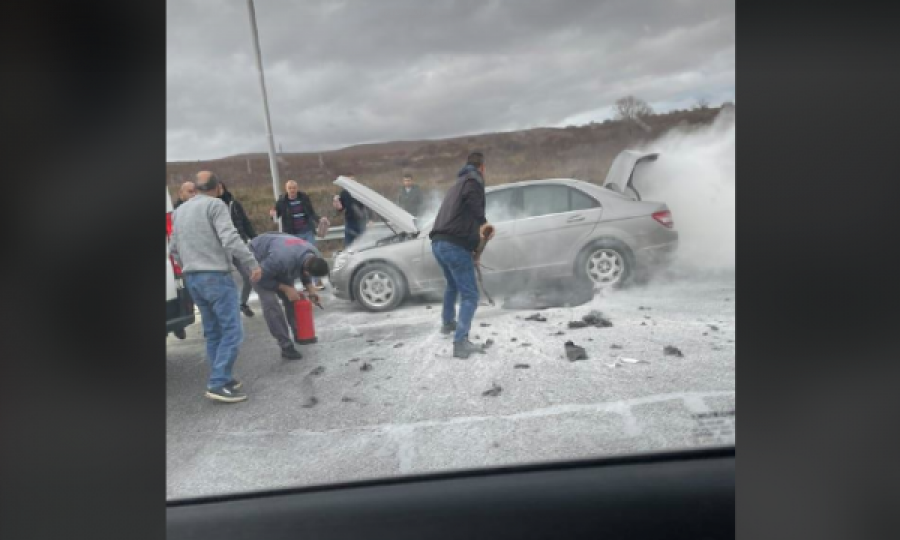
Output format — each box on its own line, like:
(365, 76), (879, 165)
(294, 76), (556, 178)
(331, 150), (678, 312)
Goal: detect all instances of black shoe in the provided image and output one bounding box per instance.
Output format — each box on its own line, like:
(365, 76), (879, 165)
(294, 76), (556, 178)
(240, 304), (254, 317)
(225, 379), (243, 390)
(205, 385), (248, 403)
(453, 339), (486, 359)
(440, 321), (457, 335)
(281, 346), (303, 360)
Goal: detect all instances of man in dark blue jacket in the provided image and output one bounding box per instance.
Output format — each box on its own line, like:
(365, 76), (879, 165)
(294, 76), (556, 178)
(429, 152), (495, 358)
(249, 232), (330, 360)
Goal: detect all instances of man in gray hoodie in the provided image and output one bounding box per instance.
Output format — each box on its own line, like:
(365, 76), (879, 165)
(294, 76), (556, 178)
(170, 171), (262, 403)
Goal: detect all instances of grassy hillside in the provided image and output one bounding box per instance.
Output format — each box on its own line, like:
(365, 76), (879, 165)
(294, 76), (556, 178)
(167, 106), (727, 251)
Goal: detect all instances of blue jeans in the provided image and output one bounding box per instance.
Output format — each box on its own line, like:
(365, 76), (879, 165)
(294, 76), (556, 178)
(184, 272), (243, 390)
(431, 240), (479, 343)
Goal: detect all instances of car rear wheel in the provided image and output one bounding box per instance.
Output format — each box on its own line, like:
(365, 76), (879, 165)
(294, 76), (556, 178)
(577, 241), (633, 289)
(352, 263), (407, 312)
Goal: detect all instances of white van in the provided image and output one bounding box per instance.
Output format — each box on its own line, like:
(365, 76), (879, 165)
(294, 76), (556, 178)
(167, 187), (195, 338)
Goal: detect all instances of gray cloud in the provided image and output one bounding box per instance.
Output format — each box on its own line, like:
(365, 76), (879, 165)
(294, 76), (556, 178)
(167, 0), (734, 161)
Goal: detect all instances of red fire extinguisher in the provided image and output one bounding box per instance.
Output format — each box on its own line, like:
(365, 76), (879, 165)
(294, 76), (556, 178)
(293, 296), (318, 344)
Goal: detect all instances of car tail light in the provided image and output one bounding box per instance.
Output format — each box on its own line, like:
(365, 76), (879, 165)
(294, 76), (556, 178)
(652, 210), (674, 228)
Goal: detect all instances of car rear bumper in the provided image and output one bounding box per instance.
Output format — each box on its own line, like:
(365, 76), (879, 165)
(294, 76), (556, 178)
(635, 238), (679, 268)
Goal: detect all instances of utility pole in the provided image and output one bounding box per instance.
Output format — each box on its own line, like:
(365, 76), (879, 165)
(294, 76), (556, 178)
(245, 0), (282, 228)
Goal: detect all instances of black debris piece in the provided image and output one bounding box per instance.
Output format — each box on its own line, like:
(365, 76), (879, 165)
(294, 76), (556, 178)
(639, 306), (651, 311)
(588, 338), (594, 342)
(511, 337), (518, 342)
(568, 320), (589, 329)
(341, 397), (355, 403)
(393, 342), (403, 348)
(310, 366), (325, 376)
(482, 383), (502, 397)
(426, 305), (433, 309)
(492, 442), (501, 448)
(360, 362), (373, 372)
(641, 322), (647, 326)
(521, 343), (531, 347)
(581, 310), (613, 328)
(525, 313), (548, 322)
(474, 335), (480, 340)
(551, 330), (566, 336)
(703, 332), (709, 336)
(350, 358), (360, 363)
(366, 339), (375, 343)
(644, 315), (651, 319)
(708, 325), (720, 331)
(480, 323), (491, 327)
(565, 341), (588, 361)
(664, 345), (684, 357)
(484, 339), (495, 349)
(514, 364), (531, 369)
(302, 397), (318, 408)
(611, 344), (623, 349)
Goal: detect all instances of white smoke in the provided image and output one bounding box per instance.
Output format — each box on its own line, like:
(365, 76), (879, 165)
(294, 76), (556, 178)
(634, 109), (735, 275)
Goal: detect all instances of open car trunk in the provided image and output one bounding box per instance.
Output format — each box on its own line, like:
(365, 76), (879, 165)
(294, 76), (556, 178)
(601, 150), (659, 201)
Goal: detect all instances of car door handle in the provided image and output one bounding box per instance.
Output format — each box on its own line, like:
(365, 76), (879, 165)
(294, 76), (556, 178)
(567, 215), (586, 222)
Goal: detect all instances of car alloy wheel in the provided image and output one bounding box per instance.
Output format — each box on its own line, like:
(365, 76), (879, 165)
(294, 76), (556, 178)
(586, 248), (625, 287)
(359, 270), (397, 309)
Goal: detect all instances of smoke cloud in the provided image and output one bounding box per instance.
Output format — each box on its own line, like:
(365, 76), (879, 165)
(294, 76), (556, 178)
(634, 109), (735, 275)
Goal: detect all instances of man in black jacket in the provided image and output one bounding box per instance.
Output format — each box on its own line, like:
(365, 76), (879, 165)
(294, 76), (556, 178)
(398, 173), (424, 217)
(217, 181), (258, 317)
(270, 180), (327, 289)
(429, 152), (495, 358)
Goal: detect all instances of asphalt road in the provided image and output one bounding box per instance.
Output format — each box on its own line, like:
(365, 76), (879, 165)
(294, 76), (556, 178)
(167, 270), (735, 500)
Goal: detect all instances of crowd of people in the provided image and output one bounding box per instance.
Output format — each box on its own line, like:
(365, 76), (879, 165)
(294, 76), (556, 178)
(170, 154), (494, 403)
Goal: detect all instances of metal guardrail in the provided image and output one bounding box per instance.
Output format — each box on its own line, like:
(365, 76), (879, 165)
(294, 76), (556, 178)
(320, 222), (390, 243)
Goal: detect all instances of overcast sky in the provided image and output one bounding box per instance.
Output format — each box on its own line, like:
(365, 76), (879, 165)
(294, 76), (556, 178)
(167, 0), (734, 161)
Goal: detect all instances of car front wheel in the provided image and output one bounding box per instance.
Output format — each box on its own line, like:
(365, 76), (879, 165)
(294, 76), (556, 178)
(352, 263), (407, 312)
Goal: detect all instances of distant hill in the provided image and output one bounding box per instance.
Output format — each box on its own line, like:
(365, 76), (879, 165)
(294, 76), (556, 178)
(167, 105), (729, 248)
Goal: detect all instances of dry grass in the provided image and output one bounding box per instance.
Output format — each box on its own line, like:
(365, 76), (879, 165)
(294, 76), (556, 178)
(167, 106), (726, 254)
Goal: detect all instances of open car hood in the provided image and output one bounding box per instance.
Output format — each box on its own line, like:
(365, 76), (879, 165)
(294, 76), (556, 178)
(602, 150), (660, 194)
(333, 176), (419, 234)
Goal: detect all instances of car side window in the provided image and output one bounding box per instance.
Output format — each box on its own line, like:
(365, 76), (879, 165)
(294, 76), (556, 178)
(521, 185), (569, 218)
(569, 188), (599, 211)
(485, 188), (518, 222)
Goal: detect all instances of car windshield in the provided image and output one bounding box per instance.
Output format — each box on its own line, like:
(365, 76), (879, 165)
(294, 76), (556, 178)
(166, 0), (735, 501)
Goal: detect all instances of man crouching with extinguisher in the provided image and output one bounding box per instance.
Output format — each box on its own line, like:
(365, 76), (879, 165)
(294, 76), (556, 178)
(248, 232), (331, 360)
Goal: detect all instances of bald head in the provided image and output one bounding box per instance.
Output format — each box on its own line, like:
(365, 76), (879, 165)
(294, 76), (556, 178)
(178, 181), (196, 202)
(285, 180), (299, 198)
(195, 171), (220, 192)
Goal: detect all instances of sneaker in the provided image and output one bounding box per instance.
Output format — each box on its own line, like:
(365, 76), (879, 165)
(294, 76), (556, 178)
(225, 379), (243, 390)
(240, 304), (254, 317)
(281, 346), (303, 360)
(205, 385), (248, 403)
(453, 339), (486, 359)
(441, 321), (457, 335)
